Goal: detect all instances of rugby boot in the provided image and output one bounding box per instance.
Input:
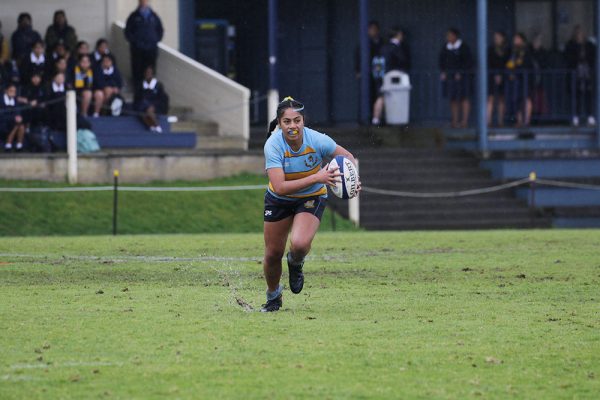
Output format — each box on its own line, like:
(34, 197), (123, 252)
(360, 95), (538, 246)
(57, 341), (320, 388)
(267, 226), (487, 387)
(260, 294), (282, 312)
(287, 252), (304, 294)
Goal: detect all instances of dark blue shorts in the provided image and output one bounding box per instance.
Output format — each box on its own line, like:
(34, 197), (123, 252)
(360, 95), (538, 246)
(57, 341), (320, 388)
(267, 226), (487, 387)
(264, 191), (327, 222)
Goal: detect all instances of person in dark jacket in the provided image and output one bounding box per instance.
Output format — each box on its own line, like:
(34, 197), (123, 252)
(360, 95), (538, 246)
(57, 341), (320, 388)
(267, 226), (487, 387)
(94, 54), (123, 115)
(92, 38), (117, 69)
(506, 33), (533, 127)
(11, 13), (43, 68)
(439, 28), (473, 128)
(371, 27), (411, 125)
(1, 83), (26, 152)
(44, 72), (67, 131)
(125, 0), (164, 85)
(355, 20), (383, 123)
(134, 65), (169, 132)
(487, 31), (510, 126)
(18, 71), (47, 127)
(44, 10), (78, 55)
(20, 40), (48, 84)
(530, 33), (551, 123)
(564, 26), (596, 126)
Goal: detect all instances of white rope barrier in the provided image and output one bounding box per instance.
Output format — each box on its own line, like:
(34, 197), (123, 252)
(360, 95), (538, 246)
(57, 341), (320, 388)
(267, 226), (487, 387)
(1, 178), (600, 196)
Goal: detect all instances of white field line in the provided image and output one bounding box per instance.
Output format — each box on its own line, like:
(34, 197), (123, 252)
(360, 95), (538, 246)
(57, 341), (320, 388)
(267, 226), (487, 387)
(1, 374), (43, 381)
(9, 361), (123, 371)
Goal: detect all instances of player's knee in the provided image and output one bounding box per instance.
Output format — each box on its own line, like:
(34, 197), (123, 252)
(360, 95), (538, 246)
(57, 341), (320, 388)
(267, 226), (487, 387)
(264, 249), (284, 266)
(290, 239), (311, 258)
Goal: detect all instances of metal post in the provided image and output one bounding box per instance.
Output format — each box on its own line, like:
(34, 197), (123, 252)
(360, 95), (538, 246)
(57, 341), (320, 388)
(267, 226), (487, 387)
(529, 171), (537, 228)
(476, 0), (488, 153)
(596, 0), (600, 146)
(113, 169), (119, 236)
(66, 90), (77, 184)
(359, 0), (370, 125)
(267, 0), (279, 122)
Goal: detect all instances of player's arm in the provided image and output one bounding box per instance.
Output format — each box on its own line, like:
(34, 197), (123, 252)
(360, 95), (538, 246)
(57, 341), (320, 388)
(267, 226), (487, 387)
(332, 145), (357, 166)
(267, 167), (341, 196)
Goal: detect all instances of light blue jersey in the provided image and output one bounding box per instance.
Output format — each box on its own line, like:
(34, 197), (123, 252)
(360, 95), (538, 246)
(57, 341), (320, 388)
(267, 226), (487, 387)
(264, 127), (337, 200)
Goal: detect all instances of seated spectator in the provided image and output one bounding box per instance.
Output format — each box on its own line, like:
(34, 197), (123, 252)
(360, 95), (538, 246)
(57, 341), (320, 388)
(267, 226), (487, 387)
(1, 83), (26, 151)
(70, 54), (102, 117)
(1, 59), (21, 87)
(44, 72), (66, 131)
(21, 40), (48, 84)
(11, 13), (43, 68)
(134, 65), (169, 132)
(44, 10), (78, 55)
(92, 38), (116, 68)
(94, 54), (123, 115)
(18, 72), (47, 127)
(67, 41), (90, 72)
(52, 57), (69, 85)
(0, 21), (9, 65)
(49, 41), (70, 63)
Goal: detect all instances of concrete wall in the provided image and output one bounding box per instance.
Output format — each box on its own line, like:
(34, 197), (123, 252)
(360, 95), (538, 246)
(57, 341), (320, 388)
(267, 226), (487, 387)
(0, 152), (264, 183)
(0, 0), (178, 52)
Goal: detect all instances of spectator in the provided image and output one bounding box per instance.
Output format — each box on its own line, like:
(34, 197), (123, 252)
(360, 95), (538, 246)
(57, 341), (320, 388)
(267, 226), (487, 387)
(67, 41), (90, 72)
(18, 71), (46, 127)
(49, 41), (70, 63)
(0, 21), (9, 65)
(11, 13), (43, 67)
(52, 57), (69, 83)
(487, 31), (510, 127)
(1, 83), (26, 152)
(2, 59), (21, 87)
(92, 38), (116, 68)
(44, 72), (66, 131)
(371, 27), (411, 125)
(565, 26), (596, 127)
(355, 20), (383, 123)
(439, 28), (473, 128)
(44, 10), (78, 55)
(125, 0), (164, 85)
(70, 54), (102, 117)
(506, 33), (533, 127)
(530, 33), (550, 123)
(134, 65), (168, 132)
(21, 40), (48, 84)
(94, 54), (123, 115)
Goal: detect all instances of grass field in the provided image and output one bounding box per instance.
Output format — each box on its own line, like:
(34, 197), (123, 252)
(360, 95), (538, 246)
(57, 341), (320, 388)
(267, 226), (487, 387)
(1, 230), (599, 399)
(0, 175), (354, 236)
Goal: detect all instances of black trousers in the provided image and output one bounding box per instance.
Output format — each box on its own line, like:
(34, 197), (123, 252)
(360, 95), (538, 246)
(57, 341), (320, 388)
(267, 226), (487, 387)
(130, 46), (158, 86)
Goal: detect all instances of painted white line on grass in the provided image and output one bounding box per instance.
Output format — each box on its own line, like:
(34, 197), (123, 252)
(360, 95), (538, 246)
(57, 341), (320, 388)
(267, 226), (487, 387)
(0, 253), (262, 263)
(10, 361), (123, 370)
(1, 374), (43, 381)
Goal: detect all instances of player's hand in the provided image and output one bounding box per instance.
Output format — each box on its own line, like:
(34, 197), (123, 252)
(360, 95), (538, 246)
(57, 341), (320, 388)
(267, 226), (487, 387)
(317, 163), (342, 186)
(356, 176), (362, 194)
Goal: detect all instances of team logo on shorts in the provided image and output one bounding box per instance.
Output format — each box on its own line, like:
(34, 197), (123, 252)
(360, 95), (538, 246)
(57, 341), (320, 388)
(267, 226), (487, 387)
(304, 200), (315, 209)
(265, 210), (273, 217)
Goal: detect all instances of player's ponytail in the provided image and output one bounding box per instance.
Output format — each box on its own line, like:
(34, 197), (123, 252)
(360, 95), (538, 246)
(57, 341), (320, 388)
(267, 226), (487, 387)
(265, 96), (306, 139)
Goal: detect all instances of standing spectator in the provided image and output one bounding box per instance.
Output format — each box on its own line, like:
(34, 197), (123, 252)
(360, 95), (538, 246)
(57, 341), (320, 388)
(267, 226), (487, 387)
(44, 10), (78, 55)
(11, 13), (43, 67)
(21, 40), (48, 84)
(530, 33), (550, 123)
(506, 33), (533, 127)
(134, 65), (169, 132)
(487, 31), (510, 127)
(439, 28), (473, 128)
(44, 72), (66, 131)
(69, 54), (102, 117)
(92, 38), (116, 68)
(0, 21), (10, 65)
(125, 0), (164, 85)
(1, 83), (26, 152)
(371, 27), (411, 125)
(94, 54), (123, 115)
(565, 26), (596, 127)
(355, 20), (383, 123)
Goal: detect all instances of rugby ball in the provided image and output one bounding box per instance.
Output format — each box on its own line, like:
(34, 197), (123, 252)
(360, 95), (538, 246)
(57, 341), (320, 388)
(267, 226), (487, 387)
(327, 155), (359, 199)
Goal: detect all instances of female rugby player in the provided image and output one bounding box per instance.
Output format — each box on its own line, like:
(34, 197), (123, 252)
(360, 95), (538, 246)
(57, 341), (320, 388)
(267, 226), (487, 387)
(261, 97), (360, 312)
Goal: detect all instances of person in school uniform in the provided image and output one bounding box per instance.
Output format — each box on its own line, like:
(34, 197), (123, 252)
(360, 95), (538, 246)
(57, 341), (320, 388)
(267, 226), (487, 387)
(1, 83), (26, 152)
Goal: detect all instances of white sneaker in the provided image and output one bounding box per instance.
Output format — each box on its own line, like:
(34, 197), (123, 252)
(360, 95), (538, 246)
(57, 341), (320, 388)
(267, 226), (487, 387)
(572, 116), (580, 127)
(4, 143), (12, 150)
(155, 126), (163, 133)
(371, 118), (380, 125)
(587, 116), (596, 126)
(92, 112), (100, 118)
(15, 142), (23, 150)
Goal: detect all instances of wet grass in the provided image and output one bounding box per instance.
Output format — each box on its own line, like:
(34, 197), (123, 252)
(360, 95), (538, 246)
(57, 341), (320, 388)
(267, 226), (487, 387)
(0, 230), (599, 399)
